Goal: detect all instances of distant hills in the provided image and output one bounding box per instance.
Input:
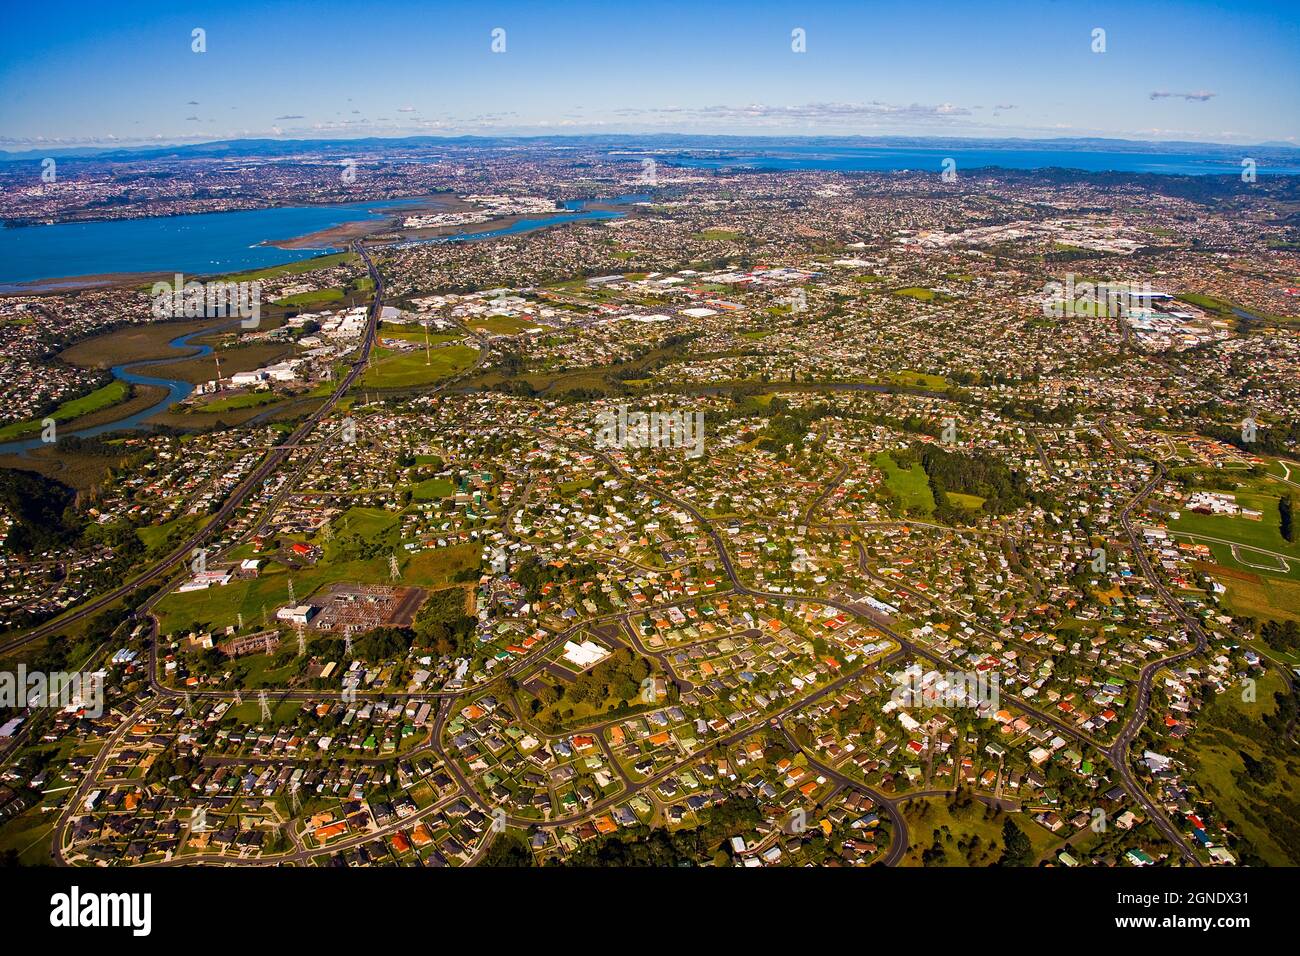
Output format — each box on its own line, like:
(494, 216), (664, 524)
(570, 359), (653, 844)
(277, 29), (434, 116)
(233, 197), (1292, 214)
(3, 133), (1299, 165)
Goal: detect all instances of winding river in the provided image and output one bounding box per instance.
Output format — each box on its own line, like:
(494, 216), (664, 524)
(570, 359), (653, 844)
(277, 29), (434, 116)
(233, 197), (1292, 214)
(0, 195), (644, 456)
(0, 325), (226, 456)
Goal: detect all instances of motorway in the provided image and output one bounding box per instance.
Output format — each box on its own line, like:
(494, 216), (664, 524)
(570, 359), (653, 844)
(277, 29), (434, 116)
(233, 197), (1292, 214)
(44, 423), (1207, 868)
(41, 414), (1209, 869)
(0, 243), (387, 658)
(1109, 465), (1205, 865)
(13, 257), (1219, 867)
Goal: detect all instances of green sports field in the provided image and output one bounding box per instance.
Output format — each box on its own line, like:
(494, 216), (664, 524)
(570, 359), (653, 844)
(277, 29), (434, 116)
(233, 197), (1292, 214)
(412, 477), (457, 500)
(354, 343), (478, 390)
(874, 452), (936, 515)
(152, 536), (480, 637)
(1168, 491), (1299, 575)
(468, 314), (537, 335)
(0, 380), (130, 440)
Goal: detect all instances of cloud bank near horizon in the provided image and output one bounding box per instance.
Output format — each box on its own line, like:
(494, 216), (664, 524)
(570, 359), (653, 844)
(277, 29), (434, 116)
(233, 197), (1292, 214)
(3, 99), (1295, 151)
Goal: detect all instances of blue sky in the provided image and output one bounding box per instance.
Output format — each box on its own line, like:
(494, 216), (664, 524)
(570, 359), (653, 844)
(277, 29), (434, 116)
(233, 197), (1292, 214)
(1, 0), (1297, 146)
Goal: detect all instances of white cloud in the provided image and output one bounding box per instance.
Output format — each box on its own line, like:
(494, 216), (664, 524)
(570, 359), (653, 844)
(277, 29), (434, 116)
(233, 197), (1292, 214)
(1149, 90), (1217, 102)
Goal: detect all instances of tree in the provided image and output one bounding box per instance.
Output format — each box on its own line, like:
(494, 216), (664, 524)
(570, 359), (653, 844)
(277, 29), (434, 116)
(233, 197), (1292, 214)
(480, 831), (535, 867)
(998, 817), (1034, 866)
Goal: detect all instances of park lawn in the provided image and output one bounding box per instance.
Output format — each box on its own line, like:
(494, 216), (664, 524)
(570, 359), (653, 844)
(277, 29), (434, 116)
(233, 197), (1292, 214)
(1176, 292), (1295, 326)
(412, 477), (457, 500)
(229, 650), (307, 689)
(899, 795), (1009, 867)
(877, 369), (948, 390)
(0, 380), (130, 440)
(544, 277), (601, 293)
(947, 492), (986, 511)
(1264, 459), (1297, 482)
(221, 698), (303, 726)
(137, 513), (205, 552)
(463, 335), (692, 399)
(468, 314), (536, 335)
(305, 371), (347, 397)
(530, 680), (659, 732)
(213, 252), (358, 284)
(901, 795), (1062, 866)
(1217, 572), (1300, 623)
(224, 541), (261, 562)
(1181, 669), (1300, 866)
(891, 286), (940, 302)
(152, 554), (390, 636)
(1196, 538), (1300, 581)
(398, 544), (481, 587)
(1169, 493), (1300, 560)
(332, 506), (399, 541)
(1175, 292), (1237, 317)
(0, 805), (57, 866)
(739, 329), (774, 340)
(1059, 298), (1111, 317)
(1218, 468), (1295, 497)
(874, 452), (936, 515)
(694, 229), (742, 241)
(192, 390), (281, 413)
(355, 343), (478, 390)
(273, 288), (344, 307)
(379, 324), (459, 345)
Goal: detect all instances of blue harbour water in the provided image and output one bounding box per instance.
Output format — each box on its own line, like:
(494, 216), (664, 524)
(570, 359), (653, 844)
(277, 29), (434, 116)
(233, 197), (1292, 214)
(0, 143), (1293, 453)
(0, 194), (645, 453)
(0, 199), (424, 290)
(1, 144), (1291, 288)
(0, 196), (648, 289)
(661, 144), (1300, 176)
(392, 196), (647, 248)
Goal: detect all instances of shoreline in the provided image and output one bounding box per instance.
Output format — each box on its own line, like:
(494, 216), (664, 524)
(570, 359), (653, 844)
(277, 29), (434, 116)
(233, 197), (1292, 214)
(0, 270), (178, 296)
(0, 196), (446, 295)
(0, 194), (641, 295)
(262, 195), (473, 250)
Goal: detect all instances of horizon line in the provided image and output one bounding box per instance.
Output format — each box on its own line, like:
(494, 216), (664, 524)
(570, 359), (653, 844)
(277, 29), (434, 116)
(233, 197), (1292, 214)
(5, 130), (1300, 159)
